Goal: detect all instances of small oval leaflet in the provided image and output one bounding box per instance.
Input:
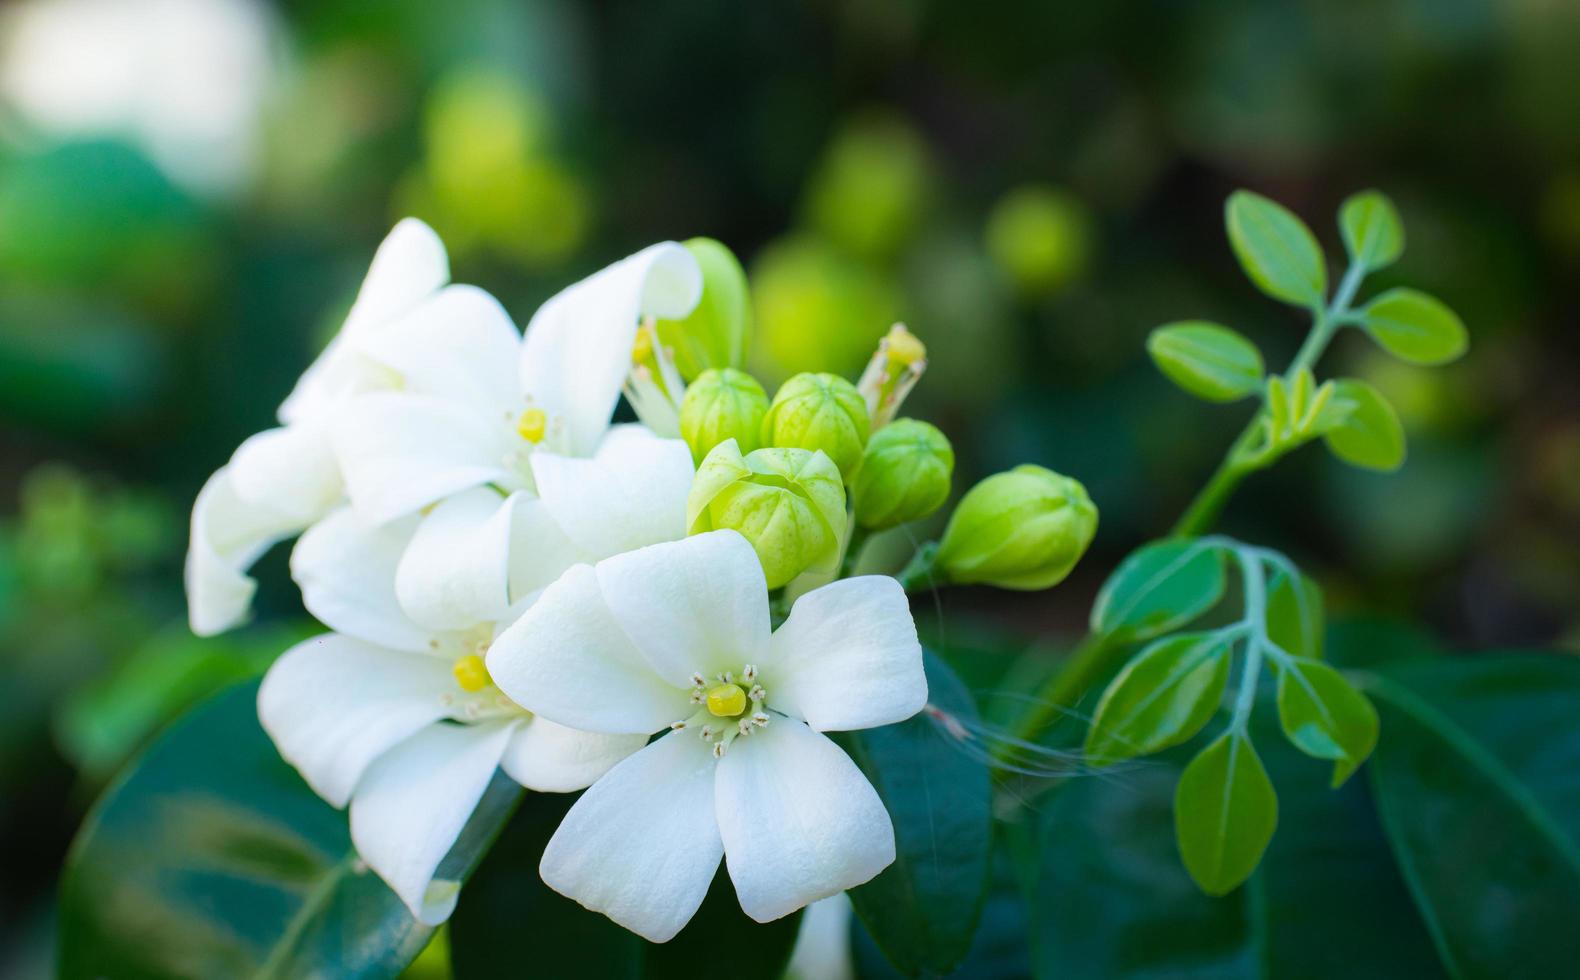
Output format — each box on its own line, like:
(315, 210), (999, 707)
(1147, 322), (1266, 403)
(1339, 190), (1405, 272)
(1322, 379), (1406, 471)
(1359, 288), (1468, 366)
(1225, 190), (1327, 308)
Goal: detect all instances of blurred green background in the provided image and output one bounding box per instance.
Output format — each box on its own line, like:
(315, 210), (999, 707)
(1, 0), (1578, 972)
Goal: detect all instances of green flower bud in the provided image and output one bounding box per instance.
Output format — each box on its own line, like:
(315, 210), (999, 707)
(687, 440), (846, 589)
(679, 368), (770, 464)
(655, 237), (750, 381)
(761, 372), (870, 479)
(851, 419), (953, 530)
(935, 465), (1098, 590)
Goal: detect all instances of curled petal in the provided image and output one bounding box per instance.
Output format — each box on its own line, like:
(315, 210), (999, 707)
(185, 465), (304, 636)
(350, 719), (516, 925)
(520, 243), (701, 457)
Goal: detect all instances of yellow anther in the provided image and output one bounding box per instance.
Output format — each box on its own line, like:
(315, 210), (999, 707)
(453, 654), (492, 692)
(883, 323), (926, 368)
(705, 683), (747, 718)
(516, 407), (547, 443)
(631, 324), (657, 367)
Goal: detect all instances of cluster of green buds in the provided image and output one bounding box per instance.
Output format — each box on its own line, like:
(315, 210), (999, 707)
(665, 247), (1097, 594)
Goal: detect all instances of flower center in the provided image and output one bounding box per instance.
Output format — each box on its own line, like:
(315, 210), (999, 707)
(515, 407), (547, 444)
(452, 653), (492, 692)
(671, 664), (770, 758)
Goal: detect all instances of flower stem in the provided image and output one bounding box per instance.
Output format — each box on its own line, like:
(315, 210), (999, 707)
(839, 524), (871, 579)
(896, 541), (940, 593)
(997, 262), (1367, 771)
(1169, 260), (1366, 539)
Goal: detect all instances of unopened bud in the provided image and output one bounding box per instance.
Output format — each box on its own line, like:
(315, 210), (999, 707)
(679, 368), (770, 464)
(935, 465), (1097, 590)
(655, 237), (751, 381)
(851, 418), (953, 530)
(687, 441), (846, 588)
(761, 372), (870, 479)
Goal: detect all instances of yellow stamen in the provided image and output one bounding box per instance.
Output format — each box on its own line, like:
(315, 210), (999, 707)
(516, 407), (547, 443)
(705, 682), (747, 717)
(453, 654), (492, 692)
(631, 323), (657, 367)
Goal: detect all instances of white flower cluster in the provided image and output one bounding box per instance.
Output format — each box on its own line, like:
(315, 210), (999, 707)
(186, 220), (928, 941)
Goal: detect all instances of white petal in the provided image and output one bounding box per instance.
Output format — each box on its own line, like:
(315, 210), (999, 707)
(351, 284), (522, 419)
(395, 488), (518, 632)
(257, 633), (455, 808)
(487, 564), (681, 734)
(228, 424), (342, 524)
(519, 242), (702, 457)
(281, 219), (449, 424)
(291, 506), (430, 653)
(350, 720), (515, 925)
(595, 530), (770, 687)
(332, 392), (514, 524)
(768, 576), (927, 731)
(185, 465), (305, 636)
(501, 716), (646, 792)
(530, 425), (692, 559)
(715, 718), (895, 923)
(505, 494), (591, 601)
(786, 894), (856, 980)
(539, 732), (722, 943)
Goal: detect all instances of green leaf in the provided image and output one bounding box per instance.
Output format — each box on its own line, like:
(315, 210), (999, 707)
(1364, 655), (1580, 977)
(1090, 538), (1227, 641)
(1146, 322), (1265, 402)
(1019, 717), (1442, 978)
(59, 680), (519, 979)
(1274, 658), (1378, 786)
(1358, 288), (1468, 366)
(450, 792), (801, 978)
(1322, 379), (1406, 471)
(1225, 190), (1327, 308)
(1175, 732), (1278, 896)
(1265, 570), (1323, 660)
(1338, 189), (1404, 272)
(836, 651), (992, 976)
(1085, 632), (1233, 766)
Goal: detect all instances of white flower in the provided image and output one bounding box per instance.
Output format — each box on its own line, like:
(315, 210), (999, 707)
(485, 530), (928, 942)
(330, 242), (703, 525)
(258, 499), (657, 925)
(185, 218), (448, 636)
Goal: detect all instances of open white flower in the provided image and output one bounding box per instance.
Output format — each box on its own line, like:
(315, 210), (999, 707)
(258, 499), (654, 925)
(185, 218), (449, 636)
(486, 530), (927, 942)
(330, 242), (703, 525)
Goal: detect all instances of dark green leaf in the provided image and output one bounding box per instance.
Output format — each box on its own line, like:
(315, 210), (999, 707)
(1085, 631), (1232, 766)
(1322, 379), (1406, 471)
(59, 680), (518, 979)
(1225, 191), (1327, 307)
(1338, 190), (1404, 272)
(1265, 571), (1323, 660)
(1274, 658), (1378, 786)
(1147, 322), (1265, 402)
(1175, 732), (1278, 896)
(836, 651), (992, 976)
(1364, 655), (1580, 977)
(451, 792), (802, 978)
(1021, 710), (1443, 979)
(1359, 288), (1468, 366)
(1091, 539), (1227, 641)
